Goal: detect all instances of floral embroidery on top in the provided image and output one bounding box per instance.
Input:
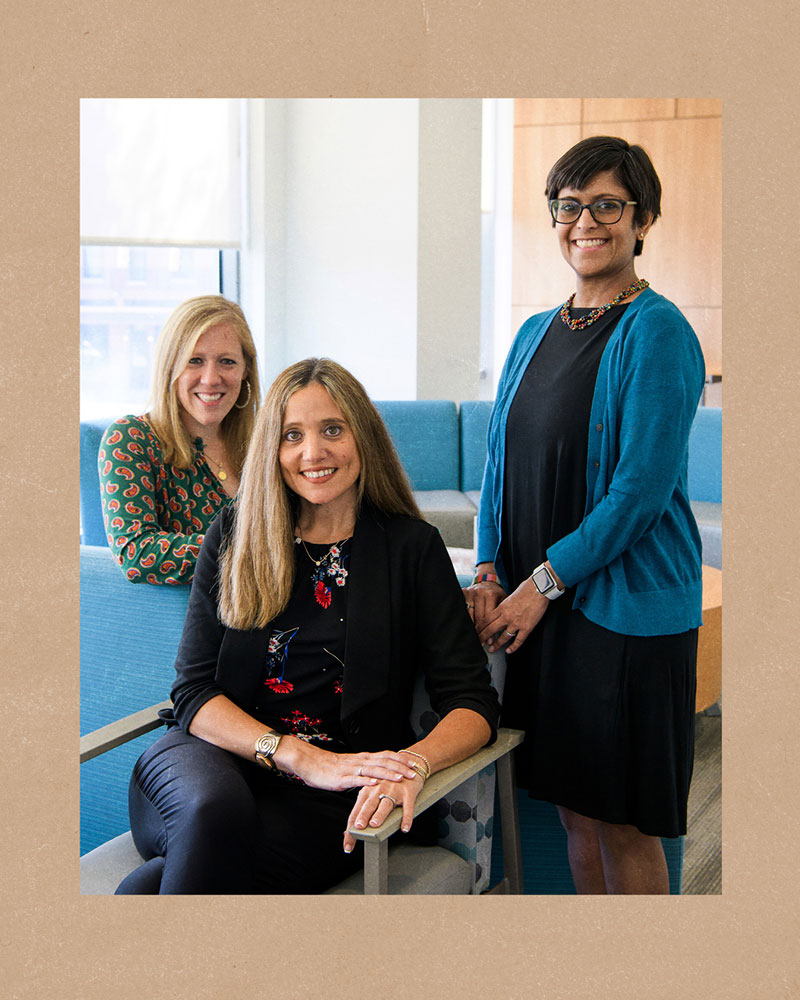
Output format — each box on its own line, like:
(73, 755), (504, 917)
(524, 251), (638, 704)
(263, 626), (299, 693)
(295, 537), (350, 608)
(281, 709), (334, 743)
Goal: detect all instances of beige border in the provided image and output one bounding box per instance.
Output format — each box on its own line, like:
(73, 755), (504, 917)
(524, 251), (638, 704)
(4, 2), (796, 997)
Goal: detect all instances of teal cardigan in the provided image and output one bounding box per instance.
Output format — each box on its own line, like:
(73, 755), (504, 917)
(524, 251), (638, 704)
(477, 288), (706, 636)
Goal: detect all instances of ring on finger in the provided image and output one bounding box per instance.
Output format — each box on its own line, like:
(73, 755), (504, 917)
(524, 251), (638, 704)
(504, 628), (518, 637)
(378, 794), (398, 807)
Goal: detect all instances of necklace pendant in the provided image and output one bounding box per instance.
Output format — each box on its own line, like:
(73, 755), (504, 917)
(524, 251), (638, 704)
(217, 467), (227, 481)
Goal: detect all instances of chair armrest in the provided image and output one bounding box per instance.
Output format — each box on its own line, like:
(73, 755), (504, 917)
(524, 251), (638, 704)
(346, 727), (524, 844)
(80, 700), (171, 763)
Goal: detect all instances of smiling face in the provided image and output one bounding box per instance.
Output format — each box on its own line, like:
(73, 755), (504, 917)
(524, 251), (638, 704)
(279, 381), (362, 521)
(555, 169), (651, 302)
(174, 323), (246, 440)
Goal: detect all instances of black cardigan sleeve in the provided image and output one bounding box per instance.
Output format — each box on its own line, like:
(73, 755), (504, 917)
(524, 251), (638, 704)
(169, 510), (229, 731)
(410, 522), (501, 742)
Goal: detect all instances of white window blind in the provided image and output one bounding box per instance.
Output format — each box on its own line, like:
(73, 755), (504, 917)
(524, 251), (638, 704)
(80, 99), (241, 247)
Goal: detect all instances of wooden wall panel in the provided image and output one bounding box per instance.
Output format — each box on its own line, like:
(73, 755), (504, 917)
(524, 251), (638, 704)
(512, 123), (581, 307)
(582, 117), (722, 309)
(515, 99), (582, 126)
(677, 98), (723, 118)
(681, 307), (722, 376)
(583, 98), (676, 122)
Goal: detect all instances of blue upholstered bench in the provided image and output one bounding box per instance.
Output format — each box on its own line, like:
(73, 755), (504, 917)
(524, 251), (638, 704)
(80, 418), (113, 547)
(374, 400), (477, 548)
(80, 544), (191, 856)
(81, 405), (480, 550)
(688, 406), (722, 569)
(81, 403), (721, 560)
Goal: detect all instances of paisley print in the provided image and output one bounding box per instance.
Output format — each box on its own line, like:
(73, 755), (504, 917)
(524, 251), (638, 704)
(98, 414), (234, 585)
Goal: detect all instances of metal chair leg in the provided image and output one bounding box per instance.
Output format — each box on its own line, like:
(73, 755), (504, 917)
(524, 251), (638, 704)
(496, 751), (523, 893)
(361, 838), (389, 894)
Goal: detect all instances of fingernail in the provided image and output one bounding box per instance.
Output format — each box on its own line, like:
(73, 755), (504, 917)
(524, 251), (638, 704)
(344, 845), (352, 854)
(369, 778), (377, 784)
(402, 825), (410, 833)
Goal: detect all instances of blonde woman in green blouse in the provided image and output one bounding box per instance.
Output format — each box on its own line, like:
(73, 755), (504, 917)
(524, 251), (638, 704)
(98, 295), (261, 584)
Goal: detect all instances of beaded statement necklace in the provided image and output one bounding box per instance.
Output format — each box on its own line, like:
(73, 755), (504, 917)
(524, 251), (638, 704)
(560, 278), (649, 331)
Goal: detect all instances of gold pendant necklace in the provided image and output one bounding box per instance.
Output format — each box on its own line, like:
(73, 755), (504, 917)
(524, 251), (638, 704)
(200, 449), (227, 481)
(298, 536), (349, 566)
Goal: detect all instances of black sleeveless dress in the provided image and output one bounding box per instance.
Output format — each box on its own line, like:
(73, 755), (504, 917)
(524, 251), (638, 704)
(499, 305), (697, 838)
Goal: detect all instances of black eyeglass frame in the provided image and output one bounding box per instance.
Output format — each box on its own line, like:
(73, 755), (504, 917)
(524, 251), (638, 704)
(548, 198), (638, 225)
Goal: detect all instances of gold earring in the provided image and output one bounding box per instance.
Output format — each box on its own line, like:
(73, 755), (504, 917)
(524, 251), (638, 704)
(234, 379), (252, 409)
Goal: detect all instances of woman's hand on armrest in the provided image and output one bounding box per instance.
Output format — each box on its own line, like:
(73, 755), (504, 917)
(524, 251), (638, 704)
(342, 707), (492, 852)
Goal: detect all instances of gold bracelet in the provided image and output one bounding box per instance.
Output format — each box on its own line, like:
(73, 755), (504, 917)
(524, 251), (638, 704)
(406, 761), (428, 782)
(399, 748), (431, 779)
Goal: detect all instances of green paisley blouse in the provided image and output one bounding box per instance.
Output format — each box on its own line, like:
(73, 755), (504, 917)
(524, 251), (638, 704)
(98, 415), (233, 585)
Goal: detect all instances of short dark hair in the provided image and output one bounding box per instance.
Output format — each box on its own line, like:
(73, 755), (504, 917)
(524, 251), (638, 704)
(545, 136), (662, 256)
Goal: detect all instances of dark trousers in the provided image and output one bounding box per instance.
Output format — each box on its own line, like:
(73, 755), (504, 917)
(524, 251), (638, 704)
(115, 726), (364, 894)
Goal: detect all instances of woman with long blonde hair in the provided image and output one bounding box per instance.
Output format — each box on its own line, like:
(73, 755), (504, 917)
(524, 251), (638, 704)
(117, 358), (499, 894)
(98, 295), (260, 583)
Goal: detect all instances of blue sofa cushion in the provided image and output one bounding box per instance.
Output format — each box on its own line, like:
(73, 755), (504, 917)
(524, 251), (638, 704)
(80, 544), (191, 855)
(374, 400), (460, 491)
(688, 406), (721, 503)
(80, 418), (115, 546)
(459, 400), (492, 493)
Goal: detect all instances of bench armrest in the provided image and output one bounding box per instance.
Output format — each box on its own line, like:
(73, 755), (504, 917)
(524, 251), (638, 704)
(80, 700), (171, 763)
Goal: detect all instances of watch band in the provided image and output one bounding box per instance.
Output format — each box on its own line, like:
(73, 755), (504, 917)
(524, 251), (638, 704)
(254, 731), (283, 771)
(531, 562), (565, 600)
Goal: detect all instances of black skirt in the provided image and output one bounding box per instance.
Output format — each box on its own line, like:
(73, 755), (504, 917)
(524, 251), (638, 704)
(501, 593), (697, 838)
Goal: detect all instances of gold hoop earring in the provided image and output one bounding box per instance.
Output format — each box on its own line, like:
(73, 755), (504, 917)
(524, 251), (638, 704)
(234, 379), (252, 409)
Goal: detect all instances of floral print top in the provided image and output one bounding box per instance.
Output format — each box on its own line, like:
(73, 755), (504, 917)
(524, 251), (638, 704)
(98, 414), (233, 585)
(253, 537), (351, 753)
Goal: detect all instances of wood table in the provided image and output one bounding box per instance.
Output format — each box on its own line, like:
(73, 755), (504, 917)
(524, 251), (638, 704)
(696, 565), (722, 712)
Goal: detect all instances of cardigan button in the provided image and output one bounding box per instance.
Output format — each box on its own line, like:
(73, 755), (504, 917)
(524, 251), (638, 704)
(595, 423), (603, 432)
(593, 461), (600, 468)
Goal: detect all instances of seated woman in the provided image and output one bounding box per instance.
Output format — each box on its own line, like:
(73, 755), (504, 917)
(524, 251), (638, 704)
(116, 358), (500, 894)
(98, 295), (260, 584)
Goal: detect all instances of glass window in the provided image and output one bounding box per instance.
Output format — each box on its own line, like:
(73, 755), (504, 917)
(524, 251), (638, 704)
(79, 245), (237, 419)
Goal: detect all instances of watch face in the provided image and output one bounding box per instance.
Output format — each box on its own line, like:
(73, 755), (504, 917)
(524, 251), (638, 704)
(532, 567), (553, 593)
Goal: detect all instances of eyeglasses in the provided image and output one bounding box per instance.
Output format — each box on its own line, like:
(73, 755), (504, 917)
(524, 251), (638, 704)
(548, 198), (637, 225)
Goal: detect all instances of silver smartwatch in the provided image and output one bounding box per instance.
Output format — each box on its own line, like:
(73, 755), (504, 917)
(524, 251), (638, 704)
(531, 562), (565, 600)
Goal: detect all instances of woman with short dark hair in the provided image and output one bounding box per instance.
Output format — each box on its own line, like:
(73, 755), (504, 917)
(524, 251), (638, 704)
(466, 136), (704, 893)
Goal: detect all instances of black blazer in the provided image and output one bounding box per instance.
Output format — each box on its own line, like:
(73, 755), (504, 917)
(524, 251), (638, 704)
(169, 504), (500, 752)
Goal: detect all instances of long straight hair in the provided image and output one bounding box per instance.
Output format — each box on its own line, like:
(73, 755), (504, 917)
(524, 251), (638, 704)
(218, 358), (422, 630)
(147, 295), (261, 474)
